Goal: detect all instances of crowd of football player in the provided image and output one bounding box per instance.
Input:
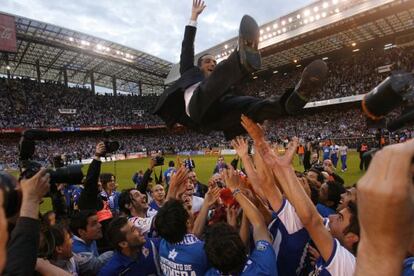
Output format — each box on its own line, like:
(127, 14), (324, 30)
(0, 117), (413, 275)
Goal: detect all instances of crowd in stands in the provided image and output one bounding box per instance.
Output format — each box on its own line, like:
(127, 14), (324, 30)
(0, 78), (163, 128)
(241, 46), (414, 100)
(1, 46), (413, 131)
(2, 102), (414, 167)
(0, 116), (413, 276)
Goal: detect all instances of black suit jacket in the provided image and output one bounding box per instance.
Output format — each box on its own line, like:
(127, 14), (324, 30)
(153, 25), (204, 129)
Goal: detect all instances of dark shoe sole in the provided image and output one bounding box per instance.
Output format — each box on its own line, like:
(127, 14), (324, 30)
(285, 59), (328, 114)
(239, 15), (261, 71)
(295, 59), (328, 99)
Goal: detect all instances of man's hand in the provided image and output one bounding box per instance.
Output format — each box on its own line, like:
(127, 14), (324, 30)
(95, 142), (106, 158)
(221, 167), (242, 193)
(241, 115), (265, 144)
(191, 0), (206, 21)
(168, 166), (189, 199)
(204, 187), (221, 207)
(258, 137), (299, 169)
(20, 169), (50, 204)
(20, 169), (50, 219)
(356, 139), (414, 276)
(231, 137), (249, 158)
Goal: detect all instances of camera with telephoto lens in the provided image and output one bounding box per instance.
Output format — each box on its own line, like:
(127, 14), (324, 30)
(0, 130), (85, 218)
(103, 141), (120, 155)
(362, 71), (414, 132)
(18, 130), (84, 184)
(153, 155), (164, 166)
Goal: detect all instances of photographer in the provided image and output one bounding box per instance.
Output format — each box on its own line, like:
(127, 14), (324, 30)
(77, 142), (105, 212)
(3, 169), (50, 276)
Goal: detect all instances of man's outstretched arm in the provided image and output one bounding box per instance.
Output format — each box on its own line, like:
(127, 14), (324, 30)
(180, 0), (206, 74)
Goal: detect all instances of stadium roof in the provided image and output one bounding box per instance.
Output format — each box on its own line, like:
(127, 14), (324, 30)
(166, 0), (414, 83)
(0, 12), (173, 94)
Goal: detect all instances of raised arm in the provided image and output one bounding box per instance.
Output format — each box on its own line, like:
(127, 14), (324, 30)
(222, 167), (271, 243)
(242, 116), (333, 261)
(180, 0), (206, 74)
(231, 137), (266, 200)
(356, 140), (414, 276)
(78, 142), (104, 211)
(192, 186), (221, 238)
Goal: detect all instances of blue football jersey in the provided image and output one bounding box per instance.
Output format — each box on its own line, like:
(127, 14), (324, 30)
(323, 146), (331, 160)
(98, 238), (161, 276)
(159, 234), (209, 275)
(312, 239), (355, 276)
(268, 199), (311, 276)
(205, 240), (277, 276)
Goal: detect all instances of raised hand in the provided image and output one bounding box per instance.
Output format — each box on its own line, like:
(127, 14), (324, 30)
(356, 139), (414, 274)
(95, 142), (106, 158)
(241, 115), (265, 144)
(258, 137), (299, 169)
(191, 0), (206, 20)
(204, 187), (221, 207)
(231, 137), (249, 158)
(221, 167), (242, 192)
(168, 166), (189, 199)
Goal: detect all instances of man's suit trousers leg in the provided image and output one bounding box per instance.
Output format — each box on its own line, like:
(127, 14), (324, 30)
(189, 51), (246, 124)
(206, 94), (286, 140)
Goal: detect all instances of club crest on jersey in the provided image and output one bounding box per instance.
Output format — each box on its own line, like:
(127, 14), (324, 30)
(142, 246), (149, 258)
(168, 249), (178, 260)
(256, 241), (268, 251)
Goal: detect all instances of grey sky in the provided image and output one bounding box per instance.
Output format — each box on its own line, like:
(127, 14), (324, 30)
(2, 0), (312, 62)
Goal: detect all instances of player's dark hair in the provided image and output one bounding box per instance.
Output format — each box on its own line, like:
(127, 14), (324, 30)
(204, 222), (247, 274)
(106, 216), (129, 251)
(69, 210), (97, 237)
(118, 188), (137, 216)
(327, 181), (346, 210)
(155, 199), (189, 243)
(343, 201), (360, 254)
(100, 173), (114, 190)
(309, 167), (325, 183)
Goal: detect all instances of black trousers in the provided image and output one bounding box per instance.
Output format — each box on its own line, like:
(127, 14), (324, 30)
(188, 51), (288, 139)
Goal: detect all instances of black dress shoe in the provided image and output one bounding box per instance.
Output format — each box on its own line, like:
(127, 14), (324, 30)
(284, 59), (328, 114)
(238, 15), (261, 72)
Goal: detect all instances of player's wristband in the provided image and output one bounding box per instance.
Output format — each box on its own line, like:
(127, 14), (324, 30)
(232, 188), (241, 197)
